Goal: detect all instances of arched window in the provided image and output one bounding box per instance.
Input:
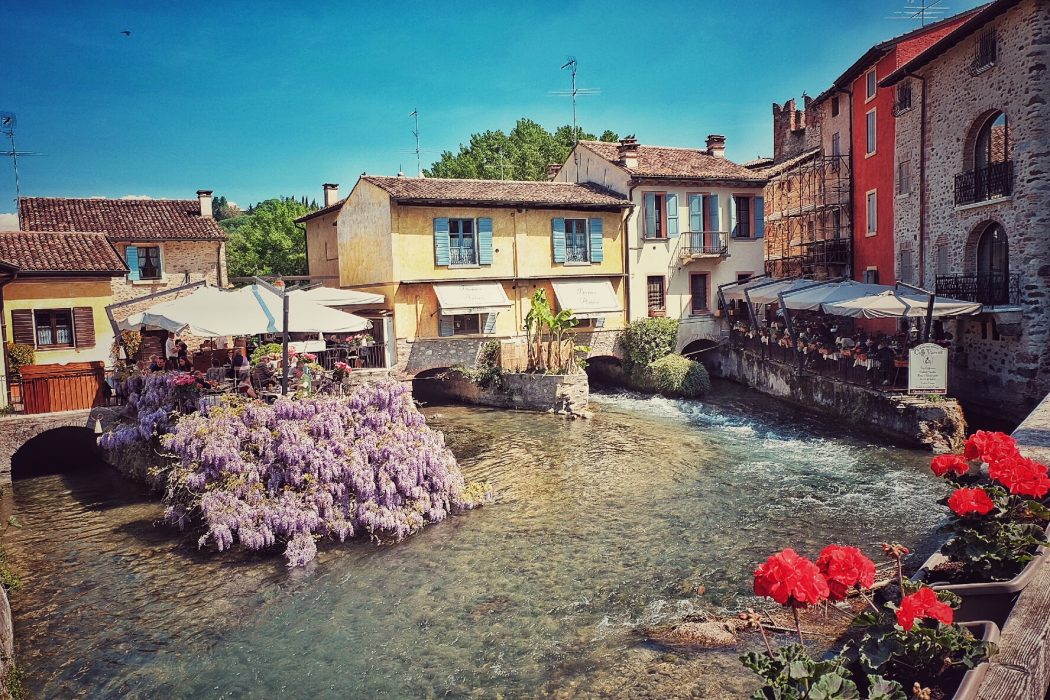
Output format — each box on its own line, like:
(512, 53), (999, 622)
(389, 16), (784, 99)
(975, 112), (1008, 171)
(976, 223), (1010, 305)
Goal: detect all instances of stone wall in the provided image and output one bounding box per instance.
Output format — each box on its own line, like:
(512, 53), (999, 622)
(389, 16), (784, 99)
(715, 347), (966, 452)
(892, 0), (1050, 422)
(423, 373), (590, 417)
(0, 585), (12, 697)
(0, 406), (122, 484)
(109, 240), (227, 308)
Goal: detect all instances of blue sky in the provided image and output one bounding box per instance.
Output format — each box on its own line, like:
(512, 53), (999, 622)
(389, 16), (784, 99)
(1, 0), (985, 218)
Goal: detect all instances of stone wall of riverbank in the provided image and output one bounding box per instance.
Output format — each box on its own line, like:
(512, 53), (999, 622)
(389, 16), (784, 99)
(419, 373), (589, 417)
(715, 347), (966, 452)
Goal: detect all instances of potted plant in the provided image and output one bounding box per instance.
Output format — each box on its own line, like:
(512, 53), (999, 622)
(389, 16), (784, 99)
(916, 430), (1050, 625)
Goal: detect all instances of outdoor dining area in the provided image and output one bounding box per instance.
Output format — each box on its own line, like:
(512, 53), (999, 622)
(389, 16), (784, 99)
(718, 277), (983, 391)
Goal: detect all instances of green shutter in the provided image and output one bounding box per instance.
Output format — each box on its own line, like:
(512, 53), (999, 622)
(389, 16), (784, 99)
(588, 218), (603, 263)
(483, 313), (497, 334)
(477, 217), (493, 265)
(643, 192), (657, 238)
(552, 218), (566, 263)
(688, 194), (703, 232)
(754, 196), (765, 238)
(704, 194), (720, 232)
(433, 218), (450, 266)
(438, 316), (454, 337)
(125, 246), (140, 281)
(666, 193), (679, 237)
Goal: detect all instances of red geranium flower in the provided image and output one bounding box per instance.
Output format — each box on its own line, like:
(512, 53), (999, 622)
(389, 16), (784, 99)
(947, 487), (995, 517)
(753, 548), (830, 608)
(816, 545), (876, 601)
(990, 454), (1050, 499)
(964, 431), (1018, 464)
(930, 454), (970, 478)
(896, 586), (954, 631)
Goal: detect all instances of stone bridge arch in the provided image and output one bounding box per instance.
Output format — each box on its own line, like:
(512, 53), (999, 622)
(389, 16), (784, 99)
(0, 406), (123, 484)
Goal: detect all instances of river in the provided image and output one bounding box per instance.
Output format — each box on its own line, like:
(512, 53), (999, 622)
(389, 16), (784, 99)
(4, 381), (950, 698)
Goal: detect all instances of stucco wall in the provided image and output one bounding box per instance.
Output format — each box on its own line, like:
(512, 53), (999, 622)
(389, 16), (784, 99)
(305, 209), (341, 284)
(3, 278), (116, 365)
(338, 180), (394, 288)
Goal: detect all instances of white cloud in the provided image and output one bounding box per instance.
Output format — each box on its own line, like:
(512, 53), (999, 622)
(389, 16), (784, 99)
(0, 213), (17, 231)
(118, 195), (154, 200)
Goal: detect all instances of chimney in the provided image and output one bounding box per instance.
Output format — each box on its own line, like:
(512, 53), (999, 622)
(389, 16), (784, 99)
(196, 190), (213, 218)
(546, 163), (562, 180)
(323, 183), (339, 207)
(705, 135), (726, 159)
(617, 136), (639, 169)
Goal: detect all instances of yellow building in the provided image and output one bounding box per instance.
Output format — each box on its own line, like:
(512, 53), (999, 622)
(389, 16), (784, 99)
(298, 176), (631, 375)
(0, 231), (128, 407)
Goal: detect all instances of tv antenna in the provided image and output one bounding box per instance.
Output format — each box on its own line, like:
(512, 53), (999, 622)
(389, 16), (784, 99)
(551, 58), (600, 181)
(409, 108), (421, 176)
(483, 148), (517, 181)
(886, 0), (949, 27)
(1, 112), (45, 225)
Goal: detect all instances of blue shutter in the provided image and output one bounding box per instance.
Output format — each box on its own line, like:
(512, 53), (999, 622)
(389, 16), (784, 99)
(477, 217), (493, 265)
(438, 316), (454, 337)
(551, 218), (566, 263)
(643, 192), (657, 238)
(666, 193), (679, 237)
(704, 194), (720, 232)
(125, 246), (140, 281)
(594, 316), (606, 328)
(483, 313), (497, 334)
(688, 194), (703, 232)
(754, 196), (765, 238)
(433, 218), (450, 266)
(588, 218), (603, 263)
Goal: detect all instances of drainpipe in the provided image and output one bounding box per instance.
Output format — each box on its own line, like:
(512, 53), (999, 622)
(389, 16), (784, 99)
(625, 184), (638, 323)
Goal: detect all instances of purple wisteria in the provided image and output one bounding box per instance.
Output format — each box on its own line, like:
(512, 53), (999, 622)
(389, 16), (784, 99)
(97, 373), (182, 452)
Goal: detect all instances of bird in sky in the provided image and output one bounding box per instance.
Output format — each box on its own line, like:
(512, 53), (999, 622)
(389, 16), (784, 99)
(120, 30), (131, 37)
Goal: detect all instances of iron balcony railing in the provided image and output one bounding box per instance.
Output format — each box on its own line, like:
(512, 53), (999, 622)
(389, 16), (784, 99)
(680, 231), (728, 258)
(315, 344), (388, 370)
(955, 161), (1013, 205)
(449, 247), (478, 265)
(935, 273), (1021, 306)
(565, 245), (589, 263)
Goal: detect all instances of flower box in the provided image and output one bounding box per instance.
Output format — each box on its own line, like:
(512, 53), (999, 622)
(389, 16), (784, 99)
(949, 621), (1000, 700)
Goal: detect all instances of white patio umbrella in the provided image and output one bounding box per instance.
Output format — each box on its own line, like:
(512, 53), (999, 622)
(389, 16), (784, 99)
(289, 286), (384, 307)
(746, 278), (815, 305)
(821, 290), (982, 319)
(779, 281), (887, 311)
(233, 284), (372, 333)
(118, 286), (233, 336)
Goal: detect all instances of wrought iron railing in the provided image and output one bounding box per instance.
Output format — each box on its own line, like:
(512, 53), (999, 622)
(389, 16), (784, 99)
(314, 344), (388, 370)
(935, 273), (1021, 306)
(680, 231), (728, 257)
(449, 247), (477, 265)
(565, 245), (589, 263)
(955, 161), (1013, 205)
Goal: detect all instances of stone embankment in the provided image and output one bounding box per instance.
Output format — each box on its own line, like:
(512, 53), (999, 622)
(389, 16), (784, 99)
(420, 373), (590, 417)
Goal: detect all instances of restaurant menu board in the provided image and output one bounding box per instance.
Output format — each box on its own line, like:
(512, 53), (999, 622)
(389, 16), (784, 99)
(908, 343), (948, 395)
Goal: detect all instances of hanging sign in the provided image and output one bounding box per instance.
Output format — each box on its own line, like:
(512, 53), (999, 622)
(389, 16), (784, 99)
(908, 343), (948, 395)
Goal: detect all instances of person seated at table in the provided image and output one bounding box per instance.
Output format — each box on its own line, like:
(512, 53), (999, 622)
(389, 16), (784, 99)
(256, 361), (278, 389)
(231, 350), (250, 378)
(206, 358), (227, 384)
(236, 376), (258, 399)
(148, 355), (165, 373)
(177, 354), (193, 372)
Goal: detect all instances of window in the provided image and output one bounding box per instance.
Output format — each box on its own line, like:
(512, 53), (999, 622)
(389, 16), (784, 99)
(900, 249), (913, 284)
(866, 191), (878, 235)
(453, 314), (481, 335)
(975, 112), (1009, 170)
(737, 272), (753, 282)
(894, 82), (913, 115)
(865, 69), (877, 101)
(976, 223), (1010, 305)
(897, 160), (911, 195)
(647, 276), (665, 313)
(936, 245), (950, 275)
(128, 245), (162, 280)
(565, 219), (588, 262)
(863, 268), (879, 284)
(643, 192), (667, 238)
(866, 109), (877, 155)
(831, 96), (840, 117)
(690, 274), (709, 314)
(733, 196), (752, 238)
(971, 28), (997, 74)
(832, 209), (842, 239)
(449, 218), (477, 265)
(34, 309), (74, 348)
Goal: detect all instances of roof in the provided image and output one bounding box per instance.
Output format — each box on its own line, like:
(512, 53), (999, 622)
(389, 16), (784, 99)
(360, 175), (631, 208)
(294, 198), (346, 224)
(0, 231), (128, 275)
(18, 197), (228, 241)
(882, 0), (1020, 85)
(754, 148), (823, 178)
(578, 141), (766, 183)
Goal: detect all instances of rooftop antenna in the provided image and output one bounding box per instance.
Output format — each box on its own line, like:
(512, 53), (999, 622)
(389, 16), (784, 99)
(483, 148), (517, 181)
(551, 58), (600, 182)
(409, 108), (421, 177)
(1, 112), (45, 227)
(885, 0), (949, 27)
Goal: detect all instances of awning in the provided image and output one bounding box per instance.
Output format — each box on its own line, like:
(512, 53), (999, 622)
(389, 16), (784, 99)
(289, 286), (385, 307)
(821, 290), (982, 319)
(779, 281), (887, 311)
(746, 278), (814, 305)
(551, 278), (622, 319)
(433, 281), (513, 316)
(721, 276), (778, 302)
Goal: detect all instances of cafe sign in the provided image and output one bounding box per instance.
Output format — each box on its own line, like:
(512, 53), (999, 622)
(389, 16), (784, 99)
(908, 343), (948, 395)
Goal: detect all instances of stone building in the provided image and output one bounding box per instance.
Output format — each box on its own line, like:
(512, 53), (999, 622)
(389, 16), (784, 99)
(883, 0), (1050, 423)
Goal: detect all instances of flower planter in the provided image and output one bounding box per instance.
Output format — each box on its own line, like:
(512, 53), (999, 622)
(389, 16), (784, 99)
(949, 621), (1000, 700)
(914, 542), (1049, 627)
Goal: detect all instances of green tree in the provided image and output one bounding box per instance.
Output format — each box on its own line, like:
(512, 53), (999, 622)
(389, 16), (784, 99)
(425, 118), (619, 181)
(221, 197), (316, 278)
(211, 195), (242, 221)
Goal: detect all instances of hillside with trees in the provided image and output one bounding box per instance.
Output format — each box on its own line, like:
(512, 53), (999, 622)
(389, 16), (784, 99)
(220, 196), (317, 278)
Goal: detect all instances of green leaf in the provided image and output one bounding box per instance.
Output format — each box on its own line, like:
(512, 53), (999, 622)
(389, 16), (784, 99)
(865, 675), (906, 700)
(810, 673), (859, 699)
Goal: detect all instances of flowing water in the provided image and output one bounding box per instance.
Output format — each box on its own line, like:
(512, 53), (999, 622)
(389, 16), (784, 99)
(5, 381), (951, 699)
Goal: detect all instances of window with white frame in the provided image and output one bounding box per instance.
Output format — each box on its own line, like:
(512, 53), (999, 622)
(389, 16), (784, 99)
(865, 68), (877, 101)
(866, 191), (878, 235)
(564, 218), (588, 262)
(449, 218), (477, 266)
(866, 110), (877, 155)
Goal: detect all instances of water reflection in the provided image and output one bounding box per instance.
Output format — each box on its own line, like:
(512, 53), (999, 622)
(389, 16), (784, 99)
(5, 382), (949, 698)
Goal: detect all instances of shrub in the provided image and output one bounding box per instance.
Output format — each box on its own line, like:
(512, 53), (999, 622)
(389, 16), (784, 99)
(5, 343), (34, 375)
(620, 317), (679, 369)
(250, 342), (284, 364)
(633, 354), (710, 397)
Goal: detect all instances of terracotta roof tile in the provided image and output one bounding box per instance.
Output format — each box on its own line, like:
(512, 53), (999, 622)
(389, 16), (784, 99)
(361, 176), (631, 208)
(18, 197), (227, 241)
(579, 141), (766, 182)
(294, 198), (346, 224)
(0, 231), (128, 275)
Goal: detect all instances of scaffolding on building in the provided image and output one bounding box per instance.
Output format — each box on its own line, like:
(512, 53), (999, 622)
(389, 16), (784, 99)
(763, 153), (852, 280)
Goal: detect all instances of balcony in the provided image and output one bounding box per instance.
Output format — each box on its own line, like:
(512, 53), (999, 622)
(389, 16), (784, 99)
(955, 161), (1013, 205)
(679, 231), (728, 259)
(935, 273), (1021, 307)
(449, 247), (478, 266)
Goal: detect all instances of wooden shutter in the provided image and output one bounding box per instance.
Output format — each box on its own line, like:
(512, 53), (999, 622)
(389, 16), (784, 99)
(643, 192), (657, 237)
(551, 218), (566, 263)
(588, 218), (603, 263)
(483, 313), (497, 334)
(477, 217), (493, 265)
(688, 194), (703, 232)
(666, 193), (679, 237)
(704, 194), (720, 231)
(730, 196), (739, 237)
(11, 309), (35, 346)
(754, 196), (765, 238)
(73, 307), (95, 348)
(438, 317), (454, 337)
(125, 246), (140, 281)
(433, 218), (450, 266)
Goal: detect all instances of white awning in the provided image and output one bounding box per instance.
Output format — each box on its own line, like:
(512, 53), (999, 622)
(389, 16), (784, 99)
(551, 278), (622, 319)
(290, 286), (385, 307)
(821, 290), (983, 319)
(433, 281), (513, 316)
(746, 278), (814, 305)
(721, 276), (777, 302)
(780, 281), (887, 311)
